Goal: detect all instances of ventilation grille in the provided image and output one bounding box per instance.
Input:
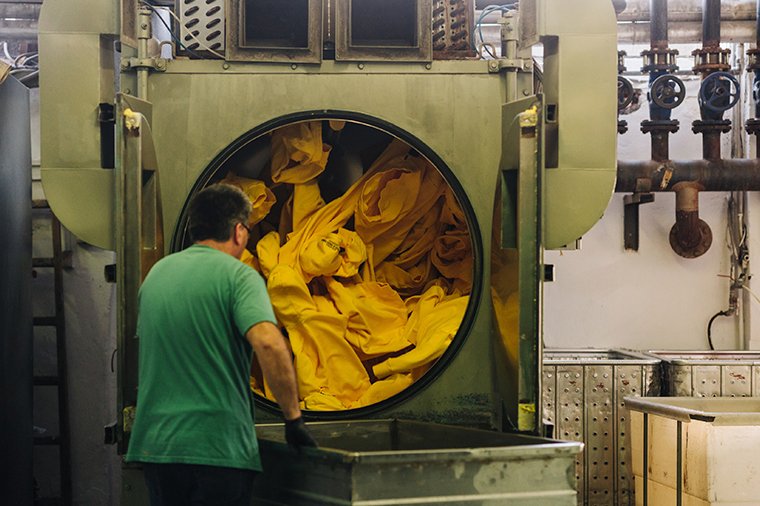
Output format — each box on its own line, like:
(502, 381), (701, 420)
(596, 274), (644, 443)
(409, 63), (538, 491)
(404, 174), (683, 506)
(432, 0), (475, 59)
(178, 0), (225, 54)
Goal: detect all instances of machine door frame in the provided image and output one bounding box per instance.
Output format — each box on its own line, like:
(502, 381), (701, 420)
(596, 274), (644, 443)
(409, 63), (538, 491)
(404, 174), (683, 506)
(115, 93), (165, 454)
(492, 96), (543, 435)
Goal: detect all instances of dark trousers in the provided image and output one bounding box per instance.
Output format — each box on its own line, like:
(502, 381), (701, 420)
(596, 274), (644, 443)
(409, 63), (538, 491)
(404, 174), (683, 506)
(143, 463), (257, 506)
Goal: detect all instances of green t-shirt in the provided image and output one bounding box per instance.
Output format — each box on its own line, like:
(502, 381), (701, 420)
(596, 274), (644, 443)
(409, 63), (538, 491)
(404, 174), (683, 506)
(125, 244), (276, 471)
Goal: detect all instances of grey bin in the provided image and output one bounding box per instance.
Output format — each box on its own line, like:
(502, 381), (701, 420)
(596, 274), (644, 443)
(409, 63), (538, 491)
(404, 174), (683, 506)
(543, 348), (662, 506)
(645, 350), (760, 397)
(253, 419), (582, 506)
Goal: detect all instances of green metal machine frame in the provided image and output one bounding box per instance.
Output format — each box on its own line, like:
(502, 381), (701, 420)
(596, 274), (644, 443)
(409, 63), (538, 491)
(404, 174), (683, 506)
(38, 0), (617, 502)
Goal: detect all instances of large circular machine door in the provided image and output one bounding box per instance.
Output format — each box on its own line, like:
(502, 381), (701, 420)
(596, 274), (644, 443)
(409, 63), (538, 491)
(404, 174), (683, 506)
(172, 112), (482, 418)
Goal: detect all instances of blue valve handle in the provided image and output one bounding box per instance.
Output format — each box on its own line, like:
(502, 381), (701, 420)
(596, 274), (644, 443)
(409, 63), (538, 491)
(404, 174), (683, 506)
(698, 71), (740, 114)
(650, 74), (685, 110)
(618, 76), (634, 109)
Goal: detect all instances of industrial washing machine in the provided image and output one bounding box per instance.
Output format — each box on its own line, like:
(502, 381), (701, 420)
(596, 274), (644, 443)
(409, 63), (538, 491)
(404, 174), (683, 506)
(38, 0), (616, 503)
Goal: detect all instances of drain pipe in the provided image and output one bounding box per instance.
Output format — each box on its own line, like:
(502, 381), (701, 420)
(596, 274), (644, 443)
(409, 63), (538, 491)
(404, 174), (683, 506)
(669, 0), (734, 257)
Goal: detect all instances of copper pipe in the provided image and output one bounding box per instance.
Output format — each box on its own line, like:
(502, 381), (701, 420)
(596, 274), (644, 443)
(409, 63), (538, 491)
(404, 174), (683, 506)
(616, 158), (760, 191)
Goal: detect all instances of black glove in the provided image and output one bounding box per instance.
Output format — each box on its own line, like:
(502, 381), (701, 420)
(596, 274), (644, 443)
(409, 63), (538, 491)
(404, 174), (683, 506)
(284, 417), (317, 452)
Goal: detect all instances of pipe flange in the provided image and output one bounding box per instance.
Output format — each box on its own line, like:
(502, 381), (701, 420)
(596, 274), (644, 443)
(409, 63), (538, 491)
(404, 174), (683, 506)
(640, 119), (680, 134)
(669, 218), (712, 259)
(692, 119), (731, 134)
(748, 48), (760, 71)
(691, 47), (731, 74)
(746, 118), (760, 135)
(640, 48), (679, 73)
(618, 50), (628, 74)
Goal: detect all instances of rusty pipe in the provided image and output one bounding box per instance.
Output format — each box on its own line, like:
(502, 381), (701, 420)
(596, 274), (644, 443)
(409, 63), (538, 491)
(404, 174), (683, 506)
(670, 182), (712, 258)
(651, 130), (671, 162)
(651, 0), (669, 49)
(703, 0), (722, 48)
(616, 158), (760, 192)
(703, 130), (723, 160)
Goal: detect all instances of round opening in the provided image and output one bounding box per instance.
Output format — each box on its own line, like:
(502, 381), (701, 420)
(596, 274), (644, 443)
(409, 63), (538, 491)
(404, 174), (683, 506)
(173, 111), (482, 418)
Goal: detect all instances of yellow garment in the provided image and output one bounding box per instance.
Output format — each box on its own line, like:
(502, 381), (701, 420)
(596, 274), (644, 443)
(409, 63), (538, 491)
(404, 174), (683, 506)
(374, 257), (435, 297)
(372, 285), (469, 380)
(355, 159), (446, 266)
(374, 199), (443, 295)
(247, 136), (475, 409)
(441, 185), (466, 228)
(431, 229), (473, 289)
(271, 122), (332, 231)
(276, 140), (411, 277)
(221, 174), (276, 226)
(324, 278), (411, 357)
(299, 228), (367, 281)
(352, 373), (414, 408)
(270, 122), (331, 184)
(267, 264), (370, 408)
(239, 248), (260, 273)
(255, 231), (281, 280)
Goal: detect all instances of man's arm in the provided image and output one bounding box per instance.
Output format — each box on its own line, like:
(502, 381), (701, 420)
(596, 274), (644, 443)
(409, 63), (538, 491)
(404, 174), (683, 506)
(245, 321), (301, 421)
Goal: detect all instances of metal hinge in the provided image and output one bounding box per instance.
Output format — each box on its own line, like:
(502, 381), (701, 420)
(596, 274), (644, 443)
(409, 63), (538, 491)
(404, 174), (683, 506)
(120, 57), (168, 72)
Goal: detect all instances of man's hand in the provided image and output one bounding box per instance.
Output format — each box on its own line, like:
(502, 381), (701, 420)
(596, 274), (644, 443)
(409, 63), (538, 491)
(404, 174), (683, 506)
(284, 417), (317, 452)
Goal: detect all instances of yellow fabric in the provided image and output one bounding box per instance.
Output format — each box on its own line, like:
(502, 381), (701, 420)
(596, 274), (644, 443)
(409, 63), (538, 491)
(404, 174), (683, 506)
(239, 248), (260, 273)
(324, 278), (411, 357)
(270, 122), (331, 233)
(372, 284), (469, 380)
(221, 174), (276, 226)
(299, 228), (367, 281)
(355, 158), (446, 266)
(274, 141), (409, 280)
(352, 373), (414, 408)
(431, 230), (473, 289)
(255, 231), (281, 280)
(266, 264), (370, 409)
(242, 131), (475, 409)
(374, 199), (443, 295)
(441, 186), (466, 229)
(270, 122), (331, 184)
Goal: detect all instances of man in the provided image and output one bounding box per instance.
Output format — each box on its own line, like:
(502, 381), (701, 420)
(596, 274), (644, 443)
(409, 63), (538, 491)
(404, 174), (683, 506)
(125, 183), (316, 506)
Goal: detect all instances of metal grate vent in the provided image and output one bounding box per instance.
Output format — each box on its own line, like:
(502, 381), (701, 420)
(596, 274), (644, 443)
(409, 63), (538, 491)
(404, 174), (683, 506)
(432, 0), (475, 59)
(177, 0), (225, 53)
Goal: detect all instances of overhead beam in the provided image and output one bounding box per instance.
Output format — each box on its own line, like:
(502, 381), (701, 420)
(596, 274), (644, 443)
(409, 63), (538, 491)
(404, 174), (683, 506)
(0, 19), (37, 39)
(0, 4), (40, 19)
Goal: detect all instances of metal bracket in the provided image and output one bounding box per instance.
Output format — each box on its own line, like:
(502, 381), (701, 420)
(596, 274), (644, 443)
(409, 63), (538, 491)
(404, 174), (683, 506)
(120, 57), (168, 72)
(487, 58), (532, 73)
(624, 191), (655, 251)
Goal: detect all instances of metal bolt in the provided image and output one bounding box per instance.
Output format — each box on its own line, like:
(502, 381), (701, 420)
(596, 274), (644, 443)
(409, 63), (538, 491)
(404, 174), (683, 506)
(141, 23), (148, 30)
(291, 64), (298, 70)
(223, 63), (230, 70)
(425, 63), (432, 70)
(525, 62), (532, 69)
(358, 63), (365, 70)
(522, 89), (530, 96)
(489, 61), (498, 70)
